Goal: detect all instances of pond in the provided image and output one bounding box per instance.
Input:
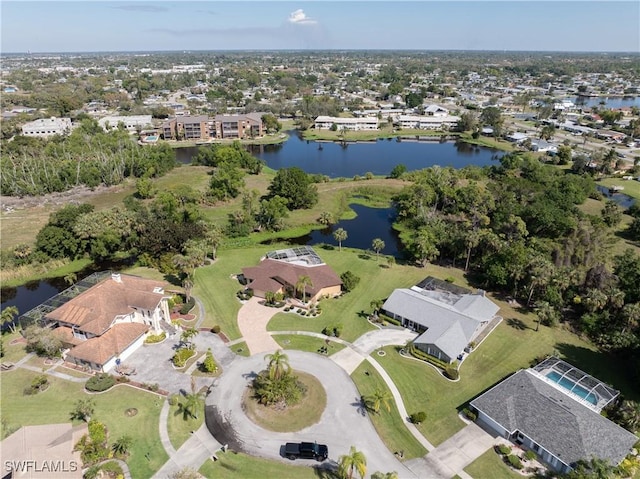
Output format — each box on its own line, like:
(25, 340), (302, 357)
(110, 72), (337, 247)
(176, 134), (504, 177)
(263, 203), (404, 258)
(596, 184), (636, 209)
(567, 96), (640, 109)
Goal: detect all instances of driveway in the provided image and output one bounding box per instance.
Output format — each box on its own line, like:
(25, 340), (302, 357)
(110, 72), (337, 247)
(237, 297), (281, 355)
(404, 423), (497, 478)
(205, 350), (418, 478)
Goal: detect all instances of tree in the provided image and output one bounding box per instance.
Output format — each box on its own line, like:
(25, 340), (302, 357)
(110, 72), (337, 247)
(264, 350), (290, 381)
(268, 167), (318, 210)
(135, 177), (156, 199)
(539, 123), (556, 141)
(24, 325), (62, 357)
(208, 161), (245, 201)
(338, 446), (367, 479)
(0, 306), (19, 333)
(534, 301), (559, 330)
(317, 211), (334, 226)
(70, 398), (95, 422)
(182, 277), (194, 303)
(364, 388), (392, 415)
(480, 106), (503, 138)
(111, 435), (132, 457)
(180, 327), (198, 348)
(333, 228), (348, 251)
(201, 348), (217, 373)
(203, 223), (223, 261)
(340, 271), (360, 292)
(456, 112), (478, 132)
(261, 113), (282, 133)
(177, 377), (204, 420)
(257, 195), (289, 231)
(601, 200), (622, 228)
(388, 163), (407, 179)
(295, 275), (313, 303)
(371, 238), (385, 260)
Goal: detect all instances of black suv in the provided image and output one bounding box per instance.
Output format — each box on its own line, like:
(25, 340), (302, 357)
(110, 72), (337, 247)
(284, 442), (329, 461)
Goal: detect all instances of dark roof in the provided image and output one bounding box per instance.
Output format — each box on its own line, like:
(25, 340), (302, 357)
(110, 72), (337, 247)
(470, 370), (637, 468)
(415, 276), (471, 295)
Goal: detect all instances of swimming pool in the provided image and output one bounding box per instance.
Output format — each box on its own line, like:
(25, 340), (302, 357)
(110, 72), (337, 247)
(546, 371), (598, 405)
(145, 135), (158, 141)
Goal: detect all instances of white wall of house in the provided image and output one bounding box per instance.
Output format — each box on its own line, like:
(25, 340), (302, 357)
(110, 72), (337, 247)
(103, 333), (147, 372)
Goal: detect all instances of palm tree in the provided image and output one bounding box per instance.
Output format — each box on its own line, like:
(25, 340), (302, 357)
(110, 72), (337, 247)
(70, 398), (95, 422)
(371, 238), (385, 260)
(318, 211), (334, 226)
(295, 275), (313, 304)
(63, 272), (77, 287)
(112, 435), (133, 457)
(370, 299), (383, 315)
(264, 349), (290, 380)
(177, 377), (204, 420)
(364, 387), (392, 415)
(180, 327), (198, 348)
(204, 223), (223, 261)
(338, 446), (367, 479)
(333, 228), (348, 252)
(0, 306), (19, 333)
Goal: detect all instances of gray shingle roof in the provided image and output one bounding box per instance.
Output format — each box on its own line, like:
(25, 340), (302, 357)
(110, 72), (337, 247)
(381, 288), (497, 359)
(470, 370), (637, 468)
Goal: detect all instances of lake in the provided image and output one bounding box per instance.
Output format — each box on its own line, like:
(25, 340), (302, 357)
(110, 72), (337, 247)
(176, 134), (503, 177)
(596, 184), (636, 209)
(264, 203), (403, 257)
(568, 96), (640, 109)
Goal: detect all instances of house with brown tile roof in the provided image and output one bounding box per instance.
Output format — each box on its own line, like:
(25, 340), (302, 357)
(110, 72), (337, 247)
(241, 246), (342, 303)
(45, 273), (171, 372)
(0, 423), (87, 479)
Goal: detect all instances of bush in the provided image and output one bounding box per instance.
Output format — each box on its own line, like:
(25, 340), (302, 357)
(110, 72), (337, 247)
(497, 444), (511, 455)
(180, 297), (196, 315)
(340, 271), (361, 292)
(168, 394), (179, 406)
(409, 411), (427, 424)
(144, 332), (166, 344)
(211, 325), (221, 334)
(379, 313), (401, 326)
(524, 450), (537, 461)
(201, 349), (218, 373)
(24, 375), (49, 395)
(172, 347), (196, 368)
(462, 407), (477, 421)
(85, 373), (115, 392)
(145, 383), (159, 392)
(507, 454), (523, 470)
(444, 277), (455, 283)
(444, 367), (459, 380)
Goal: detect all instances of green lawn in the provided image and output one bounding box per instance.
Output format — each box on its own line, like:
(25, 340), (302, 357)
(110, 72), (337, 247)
(351, 362), (428, 460)
(167, 401), (204, 450)
(1, 331), (28, 364)
(464, 449), (523, 479)
(231, 341), (251, 357)
(272, 333), (347, 355)
(600, 177), (640, 201)
(199, 452), (318, 479)
(0, 370), (167, 478)
(373, 303), (638, 446)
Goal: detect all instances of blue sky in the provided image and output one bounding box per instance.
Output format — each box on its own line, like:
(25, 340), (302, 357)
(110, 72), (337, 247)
(2, 1), (639, 53)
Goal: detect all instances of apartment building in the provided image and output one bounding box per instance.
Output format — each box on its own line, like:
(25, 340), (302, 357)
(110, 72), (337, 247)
(212, 112), (264, 139)
(21, 117), (72, 138)
(98, 115), (152, 133)
(161, 115), (210, 140)
(397, 115), (460, 130)
(314, 116), (379, 131)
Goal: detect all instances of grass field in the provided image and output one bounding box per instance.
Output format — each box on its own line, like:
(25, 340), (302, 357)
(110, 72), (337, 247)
(464, 449), (523, 479)
(272, 333), (347, 355)
(351, 362), (428, 460)
(199, 451), (318, 479)
(0, 371), (167, 478)
(167, 400), (204, 450)
(242, 371), (327, 432)
(372, 292), (638, 446)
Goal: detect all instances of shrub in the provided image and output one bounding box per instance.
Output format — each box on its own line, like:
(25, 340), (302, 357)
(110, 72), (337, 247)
(201, 349), (217, 373)
(340, 271), (361, 292)
(172, 347), (196, 368)
(144, 332), (166, 344)
(444, 277), (455, 283)
(379, 313), (401, 326)
(524, 450), (537, 461)
(497, 444), (511, 455)
(409, 411), (427, 424)
(146, 383), (159, 392)
(211, 325), (221, 334)
(507, 454), (523, 470)
(462, 407), (477, 421)
(179, 297), (196, 315)
(333, 324), (343, 337)
(85, 373), (115, 392)
(168, 394), (179, 406)
(444, 366), (459, 380)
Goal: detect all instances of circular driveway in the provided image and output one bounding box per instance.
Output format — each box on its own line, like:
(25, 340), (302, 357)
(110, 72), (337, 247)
(205, 350), (417, 478)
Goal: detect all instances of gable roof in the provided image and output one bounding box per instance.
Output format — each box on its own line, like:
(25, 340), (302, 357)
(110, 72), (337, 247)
(46, 274), (166, 336)
(470, 369), (637, 468)
(0, 423), (88, 478)
(382, 287), (499, 359)
(242, 258), (341, 297)
(66, 322), (149, 366)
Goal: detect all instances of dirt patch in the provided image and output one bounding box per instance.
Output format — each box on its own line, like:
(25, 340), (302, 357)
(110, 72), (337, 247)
(1, 184), (127, 211)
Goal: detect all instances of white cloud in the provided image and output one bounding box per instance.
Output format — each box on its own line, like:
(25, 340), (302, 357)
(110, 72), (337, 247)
(288, 9), (316, 25)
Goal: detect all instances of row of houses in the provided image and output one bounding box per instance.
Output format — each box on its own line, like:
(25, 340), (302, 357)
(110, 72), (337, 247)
(314, 113), (461, 132)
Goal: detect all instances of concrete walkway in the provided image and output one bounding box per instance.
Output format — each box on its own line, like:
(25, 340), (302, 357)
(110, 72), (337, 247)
(158, 400), (177, 458)
(236, 297), (281, 355)
(152, 423), (221, 479)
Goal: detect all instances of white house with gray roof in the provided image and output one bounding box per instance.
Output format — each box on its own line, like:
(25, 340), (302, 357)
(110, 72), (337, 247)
(381, 281), (500, 363)
(470, 358), (637, 473)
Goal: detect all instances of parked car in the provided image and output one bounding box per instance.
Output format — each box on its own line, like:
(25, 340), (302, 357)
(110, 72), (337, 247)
(284, 442), (328, 461)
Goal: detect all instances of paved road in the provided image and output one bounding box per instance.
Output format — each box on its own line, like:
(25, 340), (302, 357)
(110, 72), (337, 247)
(205, 350), (419, 478)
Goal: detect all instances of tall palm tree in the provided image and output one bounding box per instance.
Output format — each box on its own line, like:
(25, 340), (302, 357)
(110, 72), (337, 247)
(178, 377), (204, 420)
(371, 238), (385, 260)
(0, 306), (19, 333)
(182, 277), (194, 303)
(264, 349), (290, 380)
(364, 387), (392, 415)
(333, 228), (348, 252)
(180, 327), (198, 348)
(295, 275), (313, 304)
(338, 446), (367, 479)
(318, 211), (334, 226)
